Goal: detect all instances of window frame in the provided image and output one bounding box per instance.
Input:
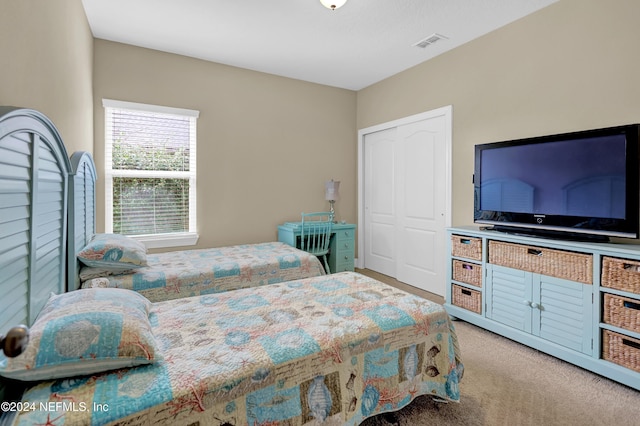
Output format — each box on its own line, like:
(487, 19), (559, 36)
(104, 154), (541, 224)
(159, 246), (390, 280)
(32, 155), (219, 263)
(103, 99), (199, 249)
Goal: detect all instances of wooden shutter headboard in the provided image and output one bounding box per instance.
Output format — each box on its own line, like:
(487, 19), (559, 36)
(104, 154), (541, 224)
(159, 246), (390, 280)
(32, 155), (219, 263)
(68, 151), (97, 291)
(0, 107), (71, 334)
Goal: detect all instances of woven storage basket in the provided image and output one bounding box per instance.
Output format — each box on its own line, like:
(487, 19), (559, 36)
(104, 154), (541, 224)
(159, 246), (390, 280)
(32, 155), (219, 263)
(452, 260), (482, 287)
(602, 256), (640, 295)
(602, 329), (640, 373)
(488, 241), (593, 284)
(452, 284), (482, 314)
(603, 293), (640, 334)
(451, 235), (482, 261)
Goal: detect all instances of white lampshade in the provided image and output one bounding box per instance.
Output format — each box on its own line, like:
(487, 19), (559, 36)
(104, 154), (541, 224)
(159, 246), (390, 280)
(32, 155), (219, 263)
(325, 180), (340, 201)
(320, 0), (348, 10)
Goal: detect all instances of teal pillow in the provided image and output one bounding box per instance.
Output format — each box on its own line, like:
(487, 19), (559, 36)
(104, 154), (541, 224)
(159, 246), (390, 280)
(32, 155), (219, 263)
(78, 233), (148, 271)
(0, 288), (161, 381)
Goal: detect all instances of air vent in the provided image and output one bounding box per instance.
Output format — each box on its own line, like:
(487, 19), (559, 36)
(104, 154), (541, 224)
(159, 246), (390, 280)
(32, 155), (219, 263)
(413, 33), (448, 48)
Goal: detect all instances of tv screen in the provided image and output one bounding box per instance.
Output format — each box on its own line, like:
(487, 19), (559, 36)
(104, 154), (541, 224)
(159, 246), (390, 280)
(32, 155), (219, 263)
(474, 124), (640, 241)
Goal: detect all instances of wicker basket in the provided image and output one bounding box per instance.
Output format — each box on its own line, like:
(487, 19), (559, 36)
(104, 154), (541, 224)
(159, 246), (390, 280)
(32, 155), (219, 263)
(603, 293), (640, 334)
(452, 260), (482, 287)
(602, 329), (640, 373)
(602, 256), (640, 295)
(488, 241), (593, 284)
(451, 235), (482, 261)
(452, 284), (482, 314)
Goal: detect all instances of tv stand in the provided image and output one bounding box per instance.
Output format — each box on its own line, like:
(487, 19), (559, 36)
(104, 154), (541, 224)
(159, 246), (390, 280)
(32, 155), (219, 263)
(485, 225), (610, 243)
(446, 226), (640, 391)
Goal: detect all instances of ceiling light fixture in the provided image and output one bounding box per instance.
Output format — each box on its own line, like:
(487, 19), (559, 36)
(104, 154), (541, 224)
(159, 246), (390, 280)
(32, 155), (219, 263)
(320, 0), (348, 10)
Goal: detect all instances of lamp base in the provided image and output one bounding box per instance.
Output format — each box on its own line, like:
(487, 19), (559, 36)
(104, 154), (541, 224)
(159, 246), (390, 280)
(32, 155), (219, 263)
(329, 200), (337, 223)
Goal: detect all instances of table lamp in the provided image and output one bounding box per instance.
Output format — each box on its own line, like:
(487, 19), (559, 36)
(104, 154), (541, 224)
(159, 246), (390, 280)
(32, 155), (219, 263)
(325, 179), (340, 219)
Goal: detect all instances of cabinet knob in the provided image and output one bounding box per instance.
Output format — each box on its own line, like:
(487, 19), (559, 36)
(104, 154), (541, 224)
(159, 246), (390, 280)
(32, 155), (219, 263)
(531, 302), (539, 309)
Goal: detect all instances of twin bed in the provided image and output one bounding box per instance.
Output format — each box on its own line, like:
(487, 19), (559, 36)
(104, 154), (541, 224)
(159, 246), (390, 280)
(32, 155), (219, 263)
(66, 150), (326, 302)
(0, 108), (464, 425)
(79, 240), (326, 303)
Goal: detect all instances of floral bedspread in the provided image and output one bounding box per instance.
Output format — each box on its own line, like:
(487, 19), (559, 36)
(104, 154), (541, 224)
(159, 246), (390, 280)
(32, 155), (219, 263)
(82, 242), (325, 302)
(14, 272), (464, 426)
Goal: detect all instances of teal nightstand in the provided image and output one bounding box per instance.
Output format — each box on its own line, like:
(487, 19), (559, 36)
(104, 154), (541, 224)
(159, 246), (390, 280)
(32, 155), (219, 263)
(278, 222), (356, 273)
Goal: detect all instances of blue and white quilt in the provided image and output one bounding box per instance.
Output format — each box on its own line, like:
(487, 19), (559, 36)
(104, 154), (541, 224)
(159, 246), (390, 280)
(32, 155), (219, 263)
(82, 242), (326, 302)
(15, 272), (463, 426)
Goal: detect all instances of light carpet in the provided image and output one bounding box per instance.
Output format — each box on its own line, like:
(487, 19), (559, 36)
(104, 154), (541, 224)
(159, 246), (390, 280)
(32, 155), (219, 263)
(361, 319), (640, 425)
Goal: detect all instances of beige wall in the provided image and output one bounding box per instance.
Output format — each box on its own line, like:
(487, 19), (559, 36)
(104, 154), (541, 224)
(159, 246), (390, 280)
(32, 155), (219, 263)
(93, 40), (357, 248)
(5, 0), (639, 252)
(0, 0), (93, 155)
(357, 0), (640, 227)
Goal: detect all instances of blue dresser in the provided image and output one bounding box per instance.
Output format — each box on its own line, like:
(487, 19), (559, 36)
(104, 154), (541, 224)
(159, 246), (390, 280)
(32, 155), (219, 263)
(278, 222), (356, 273)
(446, 226), (640, 391)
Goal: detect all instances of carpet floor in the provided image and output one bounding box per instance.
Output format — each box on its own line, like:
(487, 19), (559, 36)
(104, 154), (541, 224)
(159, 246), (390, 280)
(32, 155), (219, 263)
(357, 270), (640, 426)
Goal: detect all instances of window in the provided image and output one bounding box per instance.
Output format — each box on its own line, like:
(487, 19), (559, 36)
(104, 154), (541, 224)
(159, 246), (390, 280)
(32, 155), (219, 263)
(103, 99), (199, 248)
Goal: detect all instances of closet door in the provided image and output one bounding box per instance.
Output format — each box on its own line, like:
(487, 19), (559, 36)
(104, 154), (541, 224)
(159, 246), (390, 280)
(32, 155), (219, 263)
(396, 117), (447, 294)
(361, 107), (450, 295)
(363, 127), (397, 277)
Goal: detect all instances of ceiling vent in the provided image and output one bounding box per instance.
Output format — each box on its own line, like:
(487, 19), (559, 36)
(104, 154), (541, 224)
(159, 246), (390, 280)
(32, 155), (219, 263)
(413, 33), (448, 48)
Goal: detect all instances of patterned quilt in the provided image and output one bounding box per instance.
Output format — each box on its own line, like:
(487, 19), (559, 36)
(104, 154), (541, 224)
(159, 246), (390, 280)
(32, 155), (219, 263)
(82, 242), (325, 302)
(13, 272), (464, 426)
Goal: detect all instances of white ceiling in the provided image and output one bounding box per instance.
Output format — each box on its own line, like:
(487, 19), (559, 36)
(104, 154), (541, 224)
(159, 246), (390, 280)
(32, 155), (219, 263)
(82, 0), (558, 91)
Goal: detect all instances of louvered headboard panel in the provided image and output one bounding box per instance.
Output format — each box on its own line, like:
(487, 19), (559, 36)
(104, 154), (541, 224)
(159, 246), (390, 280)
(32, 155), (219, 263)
(0, 107), (71, 335)
(68, 151), (97, 291)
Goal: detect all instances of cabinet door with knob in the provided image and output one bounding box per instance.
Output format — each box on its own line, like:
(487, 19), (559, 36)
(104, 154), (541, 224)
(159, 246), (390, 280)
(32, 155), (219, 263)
(486, 264), (594, 355)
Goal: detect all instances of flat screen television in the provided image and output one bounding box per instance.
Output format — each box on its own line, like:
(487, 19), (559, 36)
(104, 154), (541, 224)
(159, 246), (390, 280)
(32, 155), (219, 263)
(474, 124), (640, 241)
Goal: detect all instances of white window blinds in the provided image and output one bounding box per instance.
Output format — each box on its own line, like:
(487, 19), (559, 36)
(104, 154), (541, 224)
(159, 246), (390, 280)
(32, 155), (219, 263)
(103, 99), (198, 246)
